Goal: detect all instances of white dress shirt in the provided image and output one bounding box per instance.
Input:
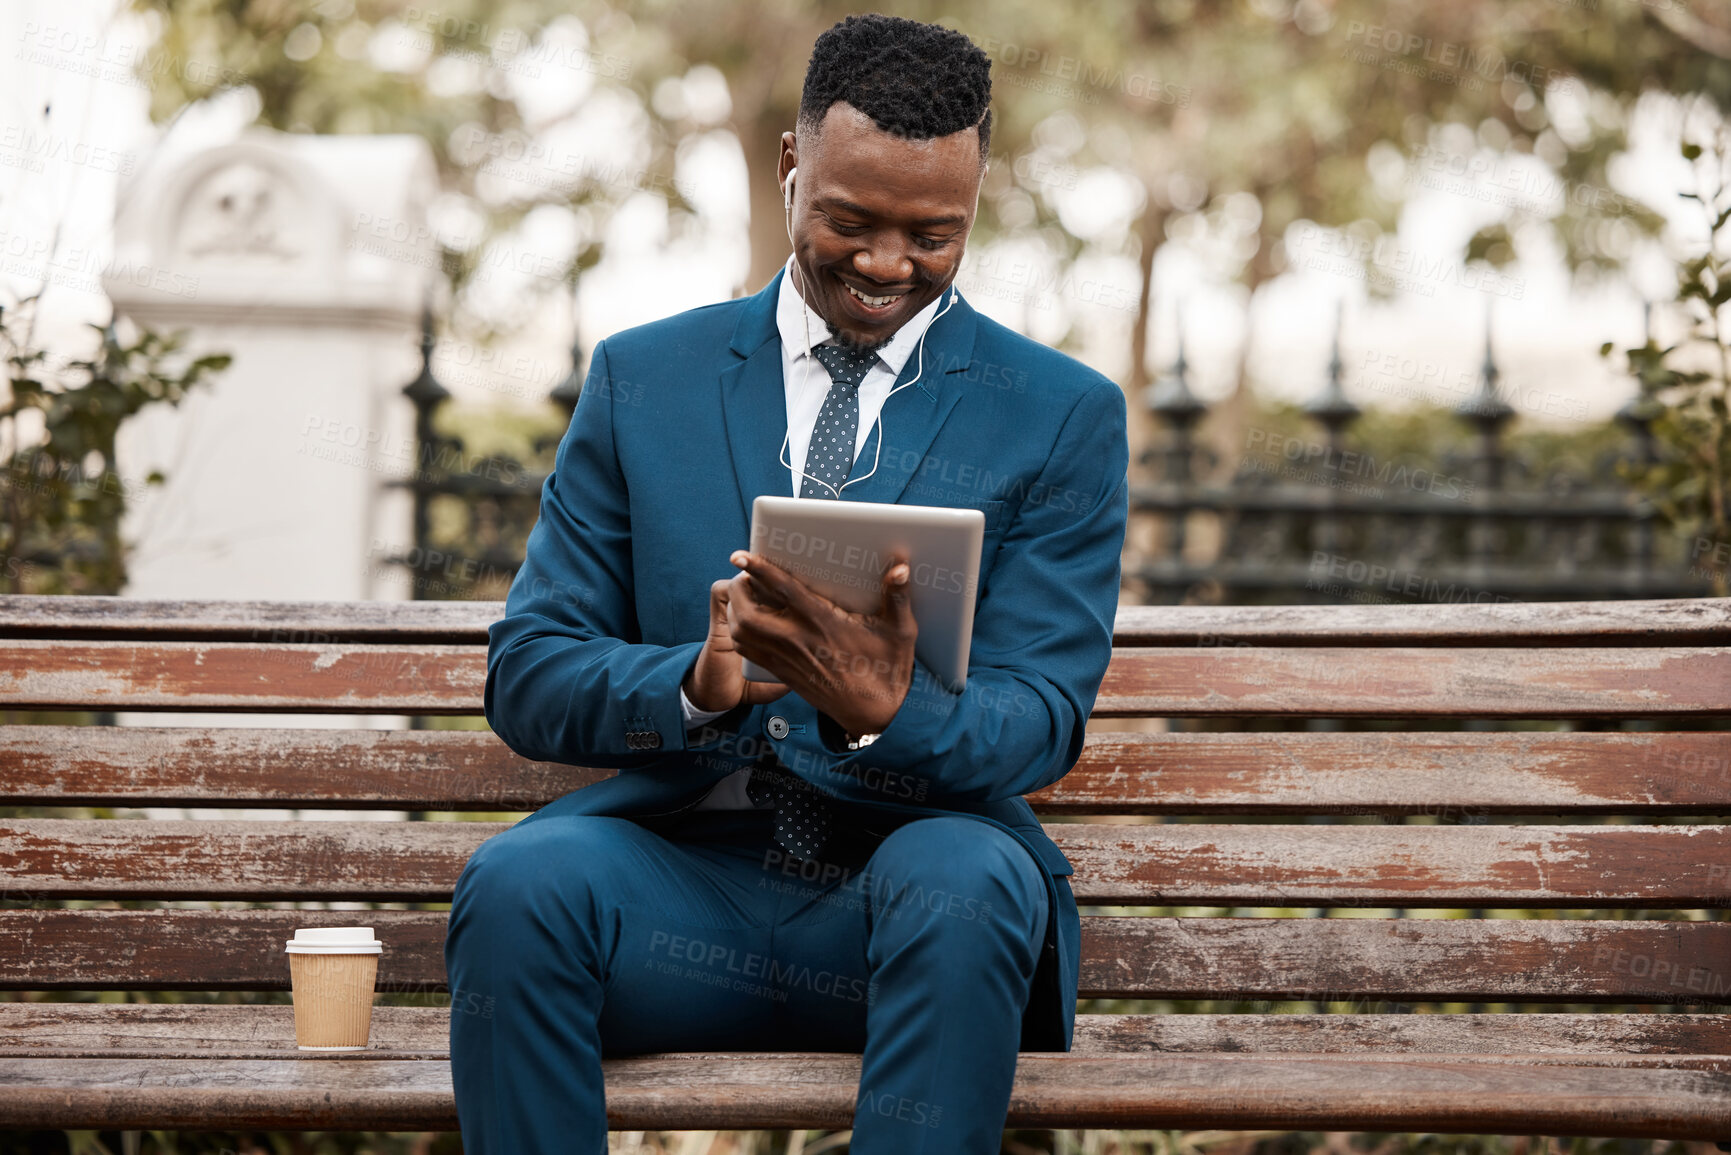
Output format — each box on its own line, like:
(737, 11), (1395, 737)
(680, 260), (950, 810)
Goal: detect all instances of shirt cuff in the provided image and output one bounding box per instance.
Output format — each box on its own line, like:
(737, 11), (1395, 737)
(680, 685), (733, 731)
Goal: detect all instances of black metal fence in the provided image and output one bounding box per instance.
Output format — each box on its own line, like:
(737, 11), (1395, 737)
(386, 308), (1715, 608)
(1133, 317), (1710, 607)
(380, 306), (570, 602)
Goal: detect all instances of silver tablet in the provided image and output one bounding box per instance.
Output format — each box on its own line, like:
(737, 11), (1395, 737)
(740, 495), (985, 692)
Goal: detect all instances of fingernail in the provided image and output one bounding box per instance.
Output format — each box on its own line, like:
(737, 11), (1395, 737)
(730, 550), (747, 565)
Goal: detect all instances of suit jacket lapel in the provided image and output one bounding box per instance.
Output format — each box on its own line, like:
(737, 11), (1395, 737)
(839, 287), (979, 506)
(720, 273), (795, 527)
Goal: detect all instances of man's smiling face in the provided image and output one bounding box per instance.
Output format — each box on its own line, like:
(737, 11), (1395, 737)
(779, 102), (983, 352)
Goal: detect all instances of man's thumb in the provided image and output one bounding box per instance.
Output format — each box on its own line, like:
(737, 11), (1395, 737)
(881, 560), (912, 618)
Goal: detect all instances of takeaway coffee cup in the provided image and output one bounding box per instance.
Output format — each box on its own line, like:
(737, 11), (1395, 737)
(285, 926), (383, 1051)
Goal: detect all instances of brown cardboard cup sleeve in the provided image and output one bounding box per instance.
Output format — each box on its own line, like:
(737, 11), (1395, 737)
(285, 926), (383, 1051)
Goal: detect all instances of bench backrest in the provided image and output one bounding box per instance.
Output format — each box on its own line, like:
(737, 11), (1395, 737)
(2, 595), (1729, 1034)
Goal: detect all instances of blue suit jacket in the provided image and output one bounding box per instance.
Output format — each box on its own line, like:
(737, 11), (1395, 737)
(484, 269), (1129, 1051)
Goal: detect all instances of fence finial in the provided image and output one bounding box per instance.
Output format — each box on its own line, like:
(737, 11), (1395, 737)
(402, 295), (450, 410)
(1303, 300), (1360, 430)
(550, 283), (584, 414)
(1456, 300), (1513, 426)
(1146, 303), (1205, 425)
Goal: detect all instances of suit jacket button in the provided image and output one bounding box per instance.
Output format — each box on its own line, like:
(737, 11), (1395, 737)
(641, 732), (661, 750)
(766, 715), (790, 740)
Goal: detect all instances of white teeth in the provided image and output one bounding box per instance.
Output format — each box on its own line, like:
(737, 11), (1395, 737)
(846, 283), (901, 308)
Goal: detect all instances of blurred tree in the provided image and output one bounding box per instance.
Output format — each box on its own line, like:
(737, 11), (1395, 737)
(116, 0), (1731, 520)
(119, 1), (1723, 373)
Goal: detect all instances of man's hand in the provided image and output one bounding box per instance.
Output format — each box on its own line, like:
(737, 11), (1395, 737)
(683, 572), (793, 715)
(721, 549), (918, 737)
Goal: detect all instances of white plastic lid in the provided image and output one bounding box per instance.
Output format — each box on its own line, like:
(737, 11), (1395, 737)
(285, 926), (383, 955)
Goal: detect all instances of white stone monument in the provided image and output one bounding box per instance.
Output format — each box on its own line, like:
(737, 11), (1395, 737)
(107, 127), (439, 604)
(104, 128), (441, 782)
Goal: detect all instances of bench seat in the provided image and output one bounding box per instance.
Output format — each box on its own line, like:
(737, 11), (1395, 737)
(1, 595), (1728, 1139)
(2, 1005), (1729, 1136)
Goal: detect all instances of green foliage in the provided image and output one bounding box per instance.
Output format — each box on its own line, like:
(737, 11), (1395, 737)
(0, 297), (231, 594)
(1601, 117), (1731, 593)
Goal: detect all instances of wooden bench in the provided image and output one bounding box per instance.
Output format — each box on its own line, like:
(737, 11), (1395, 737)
(2, 594), (1730, 1139)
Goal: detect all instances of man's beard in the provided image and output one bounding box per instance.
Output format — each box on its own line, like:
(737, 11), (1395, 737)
(830, 331), (892, 358)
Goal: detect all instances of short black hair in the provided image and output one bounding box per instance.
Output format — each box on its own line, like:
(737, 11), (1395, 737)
(798, 14), (992, 161)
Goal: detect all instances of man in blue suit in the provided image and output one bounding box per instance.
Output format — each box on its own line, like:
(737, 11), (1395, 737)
(447, 14), (1129, 1154)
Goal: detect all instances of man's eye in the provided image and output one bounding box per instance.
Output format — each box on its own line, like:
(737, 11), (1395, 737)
(914, 234), (951, 251)
(829, 221), (868, 235)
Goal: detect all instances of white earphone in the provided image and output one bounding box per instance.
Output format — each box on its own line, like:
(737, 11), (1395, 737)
(782, 166), (800, 296)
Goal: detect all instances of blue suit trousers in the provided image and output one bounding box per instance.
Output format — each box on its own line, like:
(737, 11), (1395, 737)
(445, 804), (1051, 1154)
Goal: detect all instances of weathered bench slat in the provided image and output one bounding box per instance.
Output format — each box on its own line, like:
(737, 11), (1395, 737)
(0, 641), (485, 713)
(0, 818), (502, 901)
(1089, 915), (1731, 1004)
(9, 726), (1729, 814)
(1059, 821), (1731, 906)
(0, 725), (599, 811)
(7, 642), (1730, 716)
(1112, 598), (1731, 648)
(1093, 646), (1731, 717)
(6, 819), (1729, 906)
(0, 597), (501, 643)
(0, 1004), (451, 1058)
(1071, 1012), (1731, 1055)
(1056, 730), (1731, 813)
(0, 910), (450, 991)
(6, 1004), (1730, 1059)
(1, 1053), (1727, 1135)
(4, 909), (1728, 1004)
(4, 595), (1727, 647)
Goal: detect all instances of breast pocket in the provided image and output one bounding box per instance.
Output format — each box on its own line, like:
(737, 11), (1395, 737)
(977, 498), (1011, 537)
(975, 499), (1012, 570)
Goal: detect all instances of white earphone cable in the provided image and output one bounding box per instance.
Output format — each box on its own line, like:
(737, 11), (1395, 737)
(776, 283), (956, 498)
(775, 166), (959, 496)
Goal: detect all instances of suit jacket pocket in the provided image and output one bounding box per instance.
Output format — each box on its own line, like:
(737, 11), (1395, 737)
(1010, 824), (1075, 877)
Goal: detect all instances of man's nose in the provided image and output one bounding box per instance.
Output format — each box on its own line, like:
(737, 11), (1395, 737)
(853, 236), (915, 285)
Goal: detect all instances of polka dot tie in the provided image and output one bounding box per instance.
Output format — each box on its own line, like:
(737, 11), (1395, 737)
(746, 340), (881, 861)
(746, 755), (835, 863)
(798, 340), (880, 499)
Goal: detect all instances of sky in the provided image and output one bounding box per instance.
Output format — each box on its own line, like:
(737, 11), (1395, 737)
(0, 0), (1709, 436)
